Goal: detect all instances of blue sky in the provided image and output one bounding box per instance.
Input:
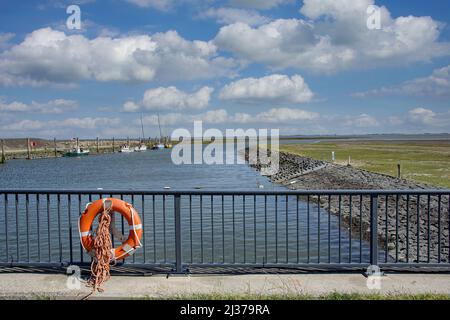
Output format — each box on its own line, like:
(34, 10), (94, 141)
(0, 0), (449, 138)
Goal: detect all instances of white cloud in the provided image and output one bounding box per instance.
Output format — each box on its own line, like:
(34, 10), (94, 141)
(0, 33), (14, 50)
(200, 109), (230, 124)
(3, 117), (120, 131)
(58, 117), (121, 129)
(238, 107), (319, 123)
(344, 113), (379, 128)
(142, 86), (213, 111)
(353, 65), (450, 97)
(0, 27), (236, 87)
(38, 0), (97, 10)
(229, 0), (291, 10)
(141, 107), (319, 126)
(102, 108), (450, 135)
(2, 107), (448, 137)
(387, 108), (450, 131)
(200, 7), (270, 26)
(124, 86), (214, 112)
(126, 0), (291, 12)
(123, 101), (141, 113)
(125, 0), (203, 11)
(300, 0), (373, 19)
(215, 0), (450, 73)
(0, 116), (123, 139)
(141, 113), (184, 126)
(0, 98), (78, 114)
(0, 100), (29, 112)
(4, 120), (45, 131)
(126, 0), (173, 11)
(220, 74), (314, 104)
(141, 110), (228, 127)
(408, 108), (436, 124)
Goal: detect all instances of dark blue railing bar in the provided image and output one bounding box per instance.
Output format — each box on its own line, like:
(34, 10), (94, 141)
(1, 189), (449, 196)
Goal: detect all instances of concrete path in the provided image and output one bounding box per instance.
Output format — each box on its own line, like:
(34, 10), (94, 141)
(1, 273), (450, 299)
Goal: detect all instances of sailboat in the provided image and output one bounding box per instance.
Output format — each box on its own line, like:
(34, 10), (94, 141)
(164, 141), (173, 149)
(135, 114), (148, 152)
(164, 136), (173, 149)
(152, 113), (165, 150)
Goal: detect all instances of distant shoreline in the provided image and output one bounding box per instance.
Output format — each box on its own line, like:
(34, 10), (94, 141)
(279, 133), (450, 141)
(1, 135), (449, 162)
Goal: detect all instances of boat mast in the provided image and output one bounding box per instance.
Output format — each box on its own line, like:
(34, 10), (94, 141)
(140, 114), (145, 144)
(157, 113), (163, 144)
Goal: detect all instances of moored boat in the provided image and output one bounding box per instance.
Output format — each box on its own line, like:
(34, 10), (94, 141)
(134, 144), (148, 152)
(64, 147), (90, 157)
(134, 114), (148, 152)
(152, 113), (166, 150)
(64, 138), (89, 157)
(152, 143), (165, 150)
(120, 145), (134, 153)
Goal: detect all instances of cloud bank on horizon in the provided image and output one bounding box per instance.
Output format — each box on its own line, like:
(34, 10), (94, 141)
(0, 0), (449, 138)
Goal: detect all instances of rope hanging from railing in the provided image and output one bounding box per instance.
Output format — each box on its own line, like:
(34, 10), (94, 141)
(83, 204), (113, 299)
(79, 198), (143, 299)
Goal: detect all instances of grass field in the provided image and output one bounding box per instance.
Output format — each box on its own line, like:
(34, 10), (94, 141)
(280, 140), (450, 188)
(153, 293), (450, 300)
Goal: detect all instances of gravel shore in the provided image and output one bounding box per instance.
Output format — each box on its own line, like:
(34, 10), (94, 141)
(246, 151), (450, 263)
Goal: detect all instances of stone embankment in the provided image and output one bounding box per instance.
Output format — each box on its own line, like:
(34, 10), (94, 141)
(246, 150), (449, 263)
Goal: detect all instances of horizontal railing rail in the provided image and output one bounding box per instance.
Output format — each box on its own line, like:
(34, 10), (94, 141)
(1, 189), (449, 195)
(0, 189), (449, 273)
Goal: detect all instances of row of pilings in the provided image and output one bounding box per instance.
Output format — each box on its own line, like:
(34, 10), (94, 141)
(0, 136), (172, 162)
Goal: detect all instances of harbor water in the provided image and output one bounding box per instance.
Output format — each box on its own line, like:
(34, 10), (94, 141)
(0, 148), (372, 265)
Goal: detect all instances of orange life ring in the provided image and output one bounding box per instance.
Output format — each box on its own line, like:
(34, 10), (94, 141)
(79, 198), (143, 261)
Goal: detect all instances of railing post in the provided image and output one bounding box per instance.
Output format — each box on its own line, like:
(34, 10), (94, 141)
(174, 194), (182, 273)
(370, 193), (379, 266)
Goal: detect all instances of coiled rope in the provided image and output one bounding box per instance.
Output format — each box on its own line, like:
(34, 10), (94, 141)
(83, 203), (113, 299)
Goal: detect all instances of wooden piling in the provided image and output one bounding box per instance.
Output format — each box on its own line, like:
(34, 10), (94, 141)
(96, 137), (99, 153)
(27, 138), (31, 160)
(1, 139), (5, 164)
(397, 163), (401, 179)
(54, 138), (57, 157)
(112, 137), (115, 153)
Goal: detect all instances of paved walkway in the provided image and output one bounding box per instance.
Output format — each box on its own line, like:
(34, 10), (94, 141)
(1, 273), (450, 299)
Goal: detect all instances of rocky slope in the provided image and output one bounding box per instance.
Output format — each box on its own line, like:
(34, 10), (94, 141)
(246, 150), (449, 263)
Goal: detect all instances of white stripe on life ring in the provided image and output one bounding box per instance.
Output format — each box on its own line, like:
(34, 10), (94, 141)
(81, 231), (91, 237)
(121, 244), (136, 258)
(129, 224), (142, 230)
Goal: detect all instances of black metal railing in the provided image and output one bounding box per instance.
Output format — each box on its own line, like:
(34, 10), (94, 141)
(0, 189), (449, 272)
